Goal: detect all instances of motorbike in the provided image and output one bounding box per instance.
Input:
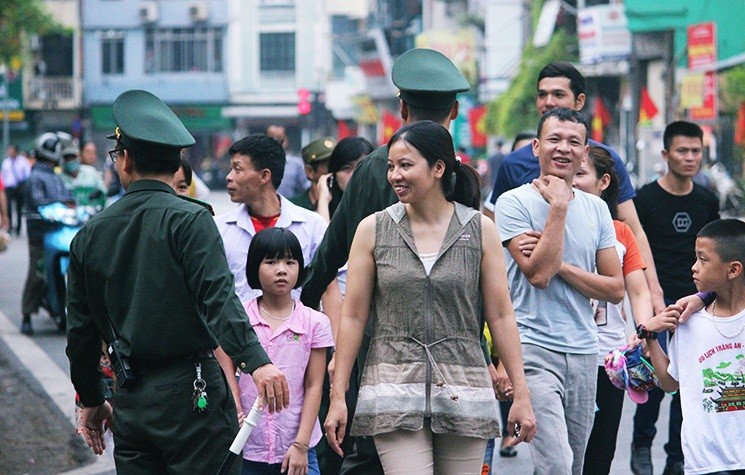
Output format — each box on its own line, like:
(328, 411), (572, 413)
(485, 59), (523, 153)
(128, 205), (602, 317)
(706, 162), (745, 217)
(38, 187), (104, 331)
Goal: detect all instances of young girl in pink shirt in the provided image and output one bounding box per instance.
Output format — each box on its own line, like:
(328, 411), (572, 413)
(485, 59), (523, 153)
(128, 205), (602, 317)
(224, 227), (333, 474)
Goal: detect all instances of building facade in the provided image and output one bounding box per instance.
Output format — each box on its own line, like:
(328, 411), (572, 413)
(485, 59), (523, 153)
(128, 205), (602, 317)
(81, 0), (232, 170)
(21, 0), (83, 150)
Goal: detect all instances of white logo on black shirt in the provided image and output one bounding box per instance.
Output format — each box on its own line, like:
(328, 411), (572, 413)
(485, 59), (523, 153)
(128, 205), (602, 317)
(673, 212), (692, 233)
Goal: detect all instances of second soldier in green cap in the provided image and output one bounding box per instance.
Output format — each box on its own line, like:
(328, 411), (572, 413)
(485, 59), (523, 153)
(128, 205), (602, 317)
(290, 136), (336, 211)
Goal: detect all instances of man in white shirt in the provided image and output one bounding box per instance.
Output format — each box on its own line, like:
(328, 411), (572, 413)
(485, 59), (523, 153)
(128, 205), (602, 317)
(1, 144), (32, 236)
(215, 134), (341, 311)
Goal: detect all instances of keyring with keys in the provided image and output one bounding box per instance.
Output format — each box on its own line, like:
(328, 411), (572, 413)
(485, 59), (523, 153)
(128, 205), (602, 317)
(192, 362), (209, 412)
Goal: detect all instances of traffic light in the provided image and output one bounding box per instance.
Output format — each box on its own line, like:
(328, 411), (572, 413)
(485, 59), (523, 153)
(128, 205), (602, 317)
(297, 88), (311, 115)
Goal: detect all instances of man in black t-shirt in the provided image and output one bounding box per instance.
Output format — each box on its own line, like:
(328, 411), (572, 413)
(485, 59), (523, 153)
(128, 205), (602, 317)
(631, 121), (719, 475)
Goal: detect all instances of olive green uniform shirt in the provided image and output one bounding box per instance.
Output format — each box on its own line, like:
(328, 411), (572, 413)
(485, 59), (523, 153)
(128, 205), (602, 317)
(289, 189), (316, 211)
(66, 179), (270, 407)
(300, 145), (394, 308)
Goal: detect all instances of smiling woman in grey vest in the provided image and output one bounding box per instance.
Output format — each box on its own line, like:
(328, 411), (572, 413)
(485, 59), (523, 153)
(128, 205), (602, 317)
(324, 120), (537, 474)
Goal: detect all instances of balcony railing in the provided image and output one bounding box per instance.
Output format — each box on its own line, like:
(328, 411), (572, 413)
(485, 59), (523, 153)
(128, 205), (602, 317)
(24, 76), (82, 110)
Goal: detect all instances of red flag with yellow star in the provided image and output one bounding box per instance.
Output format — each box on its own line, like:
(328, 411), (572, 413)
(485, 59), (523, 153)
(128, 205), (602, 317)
(639, 87), (659, 125)
(469, 106), (487, 147)
(592, 97), (611, 143)
(380, 110), (401, 144)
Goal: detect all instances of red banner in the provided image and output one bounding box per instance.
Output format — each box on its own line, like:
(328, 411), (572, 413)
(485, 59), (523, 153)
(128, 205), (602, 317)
(689, 72), (718, 122)
(735, 102), (745, 146)
(687, 22), (718, 121)
(687, 22), (716, 69)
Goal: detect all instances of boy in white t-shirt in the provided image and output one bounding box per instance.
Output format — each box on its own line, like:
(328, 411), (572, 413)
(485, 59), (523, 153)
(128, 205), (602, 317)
(641, 219), (745, 475)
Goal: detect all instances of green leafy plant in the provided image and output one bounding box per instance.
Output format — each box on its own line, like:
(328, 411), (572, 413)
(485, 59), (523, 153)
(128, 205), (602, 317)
(485, 30), (576, 138)
(0, 0), (62, 68)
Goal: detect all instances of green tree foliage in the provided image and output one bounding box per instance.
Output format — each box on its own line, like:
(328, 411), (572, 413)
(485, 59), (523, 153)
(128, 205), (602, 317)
(721, 65), (745, 113)
(0, 0), (59, 67)
(485, 30), (576, 138)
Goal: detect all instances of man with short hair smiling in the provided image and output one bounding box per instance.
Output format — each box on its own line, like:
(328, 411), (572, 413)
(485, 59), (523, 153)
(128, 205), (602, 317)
(495, 107), (624, 475)
(486, 62), (664, 314)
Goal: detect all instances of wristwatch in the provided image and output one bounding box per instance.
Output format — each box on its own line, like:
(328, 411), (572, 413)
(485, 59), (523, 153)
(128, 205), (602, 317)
(636, 324), (658, 340)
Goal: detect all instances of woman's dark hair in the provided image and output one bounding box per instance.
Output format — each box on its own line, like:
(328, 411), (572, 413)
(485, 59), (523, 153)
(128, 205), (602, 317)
(586, 146), (619, 219)
(387, 121), (481, 209)
(179, 156), (193, 186)
(246, 228), (306, 290)
(329, 136), (374, 174)
(327, 136), (375, 218)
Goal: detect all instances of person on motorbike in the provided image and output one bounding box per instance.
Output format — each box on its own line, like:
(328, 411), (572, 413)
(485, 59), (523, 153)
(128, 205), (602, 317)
(20, 132), (75, 335)
(58, 136), (107, 207)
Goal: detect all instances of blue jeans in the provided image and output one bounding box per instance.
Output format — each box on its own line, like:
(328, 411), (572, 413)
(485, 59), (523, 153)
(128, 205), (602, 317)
(241, 448), (319, 475)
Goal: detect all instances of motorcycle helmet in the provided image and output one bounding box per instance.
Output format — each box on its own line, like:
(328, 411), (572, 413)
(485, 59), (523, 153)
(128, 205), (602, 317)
(34, 131), (75, 163)
(34, 132), (62, 162)
(58, 132), (78, 157)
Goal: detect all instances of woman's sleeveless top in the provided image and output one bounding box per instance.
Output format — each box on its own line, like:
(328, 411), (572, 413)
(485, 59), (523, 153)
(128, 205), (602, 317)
(351, 202), (500, 439)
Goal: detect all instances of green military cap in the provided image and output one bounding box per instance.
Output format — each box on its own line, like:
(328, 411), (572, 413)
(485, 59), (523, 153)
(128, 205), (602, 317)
(392, 48), (470, 110)
(108, 90), (195, 159)
(301, 137), (335, 164)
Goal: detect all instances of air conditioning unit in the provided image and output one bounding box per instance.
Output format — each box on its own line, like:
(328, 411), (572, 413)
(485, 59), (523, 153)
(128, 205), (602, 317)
(189, 2), (208, 22)
(138, 1), (158, 23)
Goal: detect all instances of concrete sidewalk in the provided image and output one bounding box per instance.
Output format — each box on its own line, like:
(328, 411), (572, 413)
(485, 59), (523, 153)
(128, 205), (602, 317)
(0, 308), (115, 474)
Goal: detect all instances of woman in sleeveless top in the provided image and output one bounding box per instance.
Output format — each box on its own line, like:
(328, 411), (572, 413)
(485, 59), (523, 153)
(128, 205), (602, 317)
(324, 121), (537, 474)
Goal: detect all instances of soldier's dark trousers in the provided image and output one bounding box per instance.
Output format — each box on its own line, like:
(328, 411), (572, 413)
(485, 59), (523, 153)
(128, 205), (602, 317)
(112, 356), (240, 474)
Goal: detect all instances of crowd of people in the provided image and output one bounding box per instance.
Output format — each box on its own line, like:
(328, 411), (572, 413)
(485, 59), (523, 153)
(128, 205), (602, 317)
(3, 46), (743, 475)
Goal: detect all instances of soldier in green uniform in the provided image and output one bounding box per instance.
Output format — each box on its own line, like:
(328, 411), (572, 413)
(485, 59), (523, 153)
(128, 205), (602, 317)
(300, 48), (469, 474)
(66, 90), (289, 474)
(289, 136), (335, 210)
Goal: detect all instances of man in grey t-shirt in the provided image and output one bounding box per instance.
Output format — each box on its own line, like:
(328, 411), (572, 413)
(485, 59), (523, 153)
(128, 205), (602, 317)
(495, 108), (623, 474)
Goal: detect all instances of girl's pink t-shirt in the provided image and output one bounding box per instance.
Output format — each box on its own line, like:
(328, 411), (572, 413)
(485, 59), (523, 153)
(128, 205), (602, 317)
(240, 298), (334, 463)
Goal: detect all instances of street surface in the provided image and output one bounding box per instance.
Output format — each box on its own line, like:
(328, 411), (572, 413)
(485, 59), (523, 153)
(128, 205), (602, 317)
(0, 190), (673, 474)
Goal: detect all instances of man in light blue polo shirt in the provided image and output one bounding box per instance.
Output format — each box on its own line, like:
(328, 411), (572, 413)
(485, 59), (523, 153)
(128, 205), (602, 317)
(495, 108), (623, 475)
